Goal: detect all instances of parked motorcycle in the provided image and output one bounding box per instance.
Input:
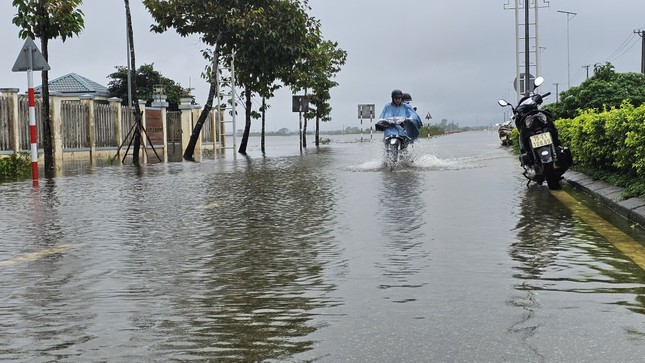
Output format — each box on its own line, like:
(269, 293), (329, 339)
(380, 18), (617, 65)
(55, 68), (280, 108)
(375, 117), (414, 167)
(497, 76), (572, 190)
(497, 119), (513, 146)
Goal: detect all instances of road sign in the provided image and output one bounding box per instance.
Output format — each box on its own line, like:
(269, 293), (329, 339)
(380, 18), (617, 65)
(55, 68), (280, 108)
(292, 95), (309, 112)
(513, 73), (534, 94)
(357, 104), (375, 119)
(425, 112), (432, 120)
(12, 38), (50, 72)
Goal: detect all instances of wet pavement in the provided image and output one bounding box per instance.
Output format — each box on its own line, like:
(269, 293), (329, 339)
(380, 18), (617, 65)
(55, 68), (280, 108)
(1, 132), (645, 362)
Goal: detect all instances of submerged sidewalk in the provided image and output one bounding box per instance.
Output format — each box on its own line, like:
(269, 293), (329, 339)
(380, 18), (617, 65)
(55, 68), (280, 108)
(564, 170), (645, 228)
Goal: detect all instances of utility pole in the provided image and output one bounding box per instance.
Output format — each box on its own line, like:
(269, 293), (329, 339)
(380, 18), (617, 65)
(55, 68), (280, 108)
(524, 1), (530, 95)
(558, 10), (577, 89)
(635, 29), (645, 74)
(505, 0), (549, 100)
(553, 83), (559, 103)
(582, 64), (590, 79)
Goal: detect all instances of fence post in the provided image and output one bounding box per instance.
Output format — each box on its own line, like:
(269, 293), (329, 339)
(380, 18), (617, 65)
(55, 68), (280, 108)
(0, 88), (20, 153)
(179, 97), (194, 157)
(49, 92), (64, 166)
(80, 95), (95, 164)
(161, 106), (168, 162)
(109, 97), (122, 148)
(151, 90), (168, 162)
(139, 100), (147, 164)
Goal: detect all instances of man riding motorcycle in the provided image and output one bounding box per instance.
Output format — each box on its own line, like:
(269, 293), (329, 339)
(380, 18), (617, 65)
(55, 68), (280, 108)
(376, 89), (422, 141)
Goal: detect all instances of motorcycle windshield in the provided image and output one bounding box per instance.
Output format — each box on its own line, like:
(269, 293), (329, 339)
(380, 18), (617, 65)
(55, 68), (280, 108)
(519, 98), (537, 107)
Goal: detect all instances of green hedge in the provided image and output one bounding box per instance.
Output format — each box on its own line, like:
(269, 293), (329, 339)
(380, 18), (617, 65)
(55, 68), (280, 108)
(556, 101), (645, 198)
(0, 153), (32, 180)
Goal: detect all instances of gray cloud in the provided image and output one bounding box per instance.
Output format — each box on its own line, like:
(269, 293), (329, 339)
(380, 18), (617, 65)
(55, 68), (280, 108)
(2, 0), (644, 131)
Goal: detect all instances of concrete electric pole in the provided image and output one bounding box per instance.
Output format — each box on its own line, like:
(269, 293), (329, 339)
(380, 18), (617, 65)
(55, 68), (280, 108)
(557, 10), (577, 89)
(635, 30), (645, 74)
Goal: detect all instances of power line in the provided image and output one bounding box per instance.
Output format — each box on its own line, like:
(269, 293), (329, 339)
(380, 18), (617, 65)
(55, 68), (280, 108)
(602, 33), (639, 63)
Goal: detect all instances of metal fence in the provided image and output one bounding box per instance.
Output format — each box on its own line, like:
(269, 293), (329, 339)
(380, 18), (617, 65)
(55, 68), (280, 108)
(61, 101), (89, 149)
(0, 97), (12, 151)
(121, 106), (136, 142)
(202, 111), (214, 143)
(167, 111), (181, 144)
(18, 96), (43, 151)
(95, 103), (116, 147)
(0, 96), (220, 157)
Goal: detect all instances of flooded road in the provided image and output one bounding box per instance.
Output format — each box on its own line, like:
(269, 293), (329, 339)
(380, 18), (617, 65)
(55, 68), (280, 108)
(1, 131), (645, 362)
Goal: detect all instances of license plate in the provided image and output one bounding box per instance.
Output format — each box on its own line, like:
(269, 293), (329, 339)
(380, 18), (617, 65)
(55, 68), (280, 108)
(529, 132), (552, 148)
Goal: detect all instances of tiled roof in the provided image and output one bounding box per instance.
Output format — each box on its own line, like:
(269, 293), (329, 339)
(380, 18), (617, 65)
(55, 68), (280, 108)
(35, 73), (110, 97)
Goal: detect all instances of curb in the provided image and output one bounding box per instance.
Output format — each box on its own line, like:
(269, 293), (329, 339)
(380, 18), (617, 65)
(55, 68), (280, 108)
(563, 170), (645, 228)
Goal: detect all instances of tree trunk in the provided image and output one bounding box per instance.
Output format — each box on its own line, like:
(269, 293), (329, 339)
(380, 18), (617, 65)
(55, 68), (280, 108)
(315, 113), (320, 147)
(41, 39), (54, 177)
(302, 118), (307, 148)
(261, 97), (266, 155)
(37, 0), (54, 177)
(238, 89), (252, 155)
(124, 0), (143, 166)
(302, 90), (308, 148)
(183, 37), (222, 161)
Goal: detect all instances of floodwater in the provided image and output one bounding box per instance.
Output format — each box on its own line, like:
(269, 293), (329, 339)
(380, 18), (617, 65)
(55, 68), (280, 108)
(1, 132), (645, 362)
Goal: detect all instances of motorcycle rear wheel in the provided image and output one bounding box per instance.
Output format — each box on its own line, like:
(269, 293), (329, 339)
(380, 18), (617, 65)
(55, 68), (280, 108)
(544, 162), (561, 190)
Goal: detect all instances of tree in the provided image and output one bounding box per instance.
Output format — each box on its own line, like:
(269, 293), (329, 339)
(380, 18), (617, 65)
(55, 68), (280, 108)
(289, 39), (347, 147)
(545, 62), (645, 120)
(12, 0), (84, 177)
(144, 0), (237, 160)
(231, 0), (321, 154)
(144, 0), (326, 157)
(121, 0), (160, 166)
(107, 63), (184, 110)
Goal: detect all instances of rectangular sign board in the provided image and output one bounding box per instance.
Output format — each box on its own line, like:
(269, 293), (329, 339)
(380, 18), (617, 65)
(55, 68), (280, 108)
(357, 104), (375, 119)
(292, 95), (309, 112)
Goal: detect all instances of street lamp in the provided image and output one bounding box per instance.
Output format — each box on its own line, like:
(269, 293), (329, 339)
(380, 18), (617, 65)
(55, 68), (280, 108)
(557, 10), (577, 89)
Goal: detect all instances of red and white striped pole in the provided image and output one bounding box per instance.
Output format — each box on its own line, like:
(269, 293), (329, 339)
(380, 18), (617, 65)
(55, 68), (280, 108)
(12, 38), (49, 187)
(27, 63), (38, 186)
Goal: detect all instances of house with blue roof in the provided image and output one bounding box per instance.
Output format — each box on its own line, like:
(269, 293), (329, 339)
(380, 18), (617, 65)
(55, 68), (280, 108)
(34, 73), (111, 99)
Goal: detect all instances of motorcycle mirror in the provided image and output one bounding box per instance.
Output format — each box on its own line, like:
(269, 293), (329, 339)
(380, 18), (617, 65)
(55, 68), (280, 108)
(534, 76), (544, 88)
(498, 99), (509, 107)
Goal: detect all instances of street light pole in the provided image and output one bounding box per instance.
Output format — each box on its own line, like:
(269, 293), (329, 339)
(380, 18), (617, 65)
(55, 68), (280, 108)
(553, 83), (559, 103)
(557, 10), (577, 89)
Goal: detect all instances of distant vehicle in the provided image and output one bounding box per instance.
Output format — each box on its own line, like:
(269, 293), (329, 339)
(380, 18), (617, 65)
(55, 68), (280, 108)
(497, 119), (513, 146)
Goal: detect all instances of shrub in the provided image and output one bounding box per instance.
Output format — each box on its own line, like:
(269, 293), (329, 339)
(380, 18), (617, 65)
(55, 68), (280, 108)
(0, 153), (32, 180)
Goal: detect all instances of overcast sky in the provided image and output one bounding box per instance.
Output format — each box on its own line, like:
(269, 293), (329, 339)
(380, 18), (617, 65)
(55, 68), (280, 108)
(2, 1), (645, 131)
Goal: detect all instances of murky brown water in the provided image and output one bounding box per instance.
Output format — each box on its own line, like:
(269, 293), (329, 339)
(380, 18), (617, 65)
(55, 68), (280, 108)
(1, 132), (645, 362)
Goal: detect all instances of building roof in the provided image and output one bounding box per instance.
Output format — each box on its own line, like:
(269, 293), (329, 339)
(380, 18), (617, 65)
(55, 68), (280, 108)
(35, 72), (110, 98)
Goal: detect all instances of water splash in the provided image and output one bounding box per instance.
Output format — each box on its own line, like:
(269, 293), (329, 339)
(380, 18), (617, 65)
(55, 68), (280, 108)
(348, 153), (478, 172)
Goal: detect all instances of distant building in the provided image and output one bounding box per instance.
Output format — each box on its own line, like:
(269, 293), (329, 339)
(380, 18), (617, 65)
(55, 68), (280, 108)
(34, 73), (111, 100)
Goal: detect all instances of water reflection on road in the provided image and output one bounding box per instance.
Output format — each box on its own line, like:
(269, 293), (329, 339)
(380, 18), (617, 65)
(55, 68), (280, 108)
(1, 133), (645, 362)
(508, 185), (645, 359)
(376, 170), (430, 304)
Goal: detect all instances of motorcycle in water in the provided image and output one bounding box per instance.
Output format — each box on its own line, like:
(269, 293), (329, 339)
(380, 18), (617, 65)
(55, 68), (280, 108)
(497, 76), (573, 190)
(375, 117), (416, 167)
(497, 119), (513, 146)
